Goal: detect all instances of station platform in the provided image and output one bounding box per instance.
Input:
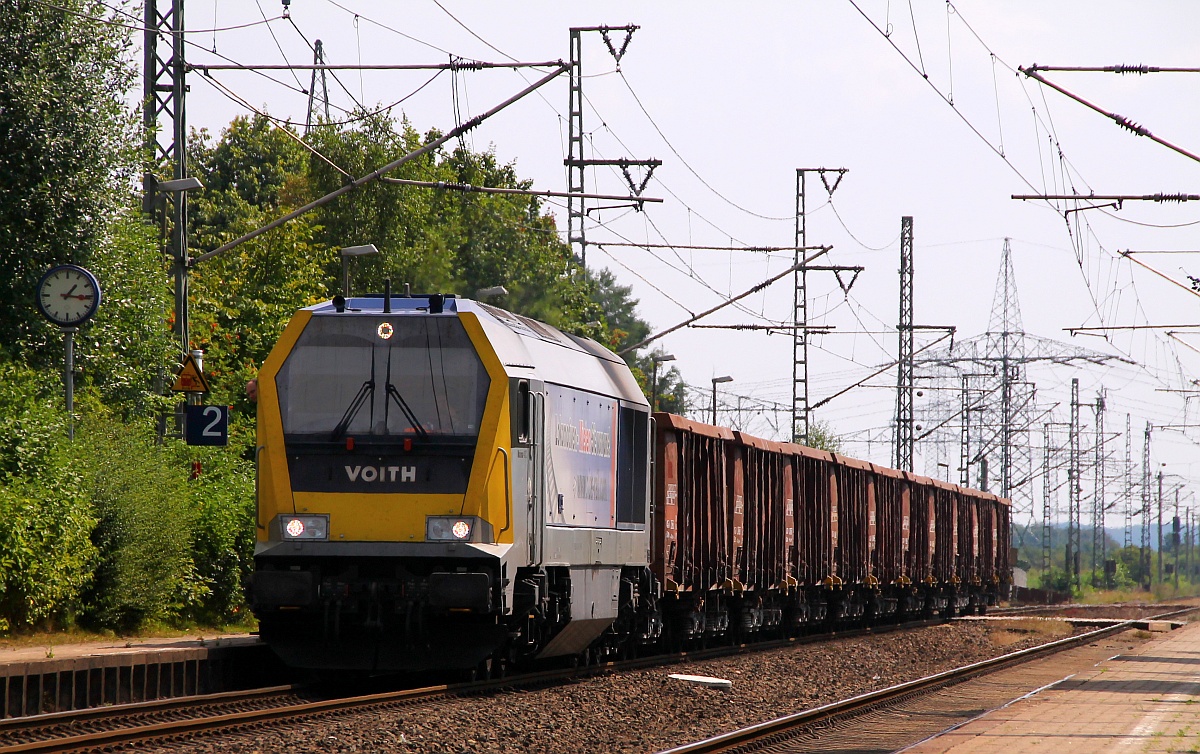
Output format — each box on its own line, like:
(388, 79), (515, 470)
(908, 619), (1200, 753)
(0, 633), (278, 718)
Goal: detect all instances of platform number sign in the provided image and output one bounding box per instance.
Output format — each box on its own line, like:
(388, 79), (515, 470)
(185, 405), (229, 446)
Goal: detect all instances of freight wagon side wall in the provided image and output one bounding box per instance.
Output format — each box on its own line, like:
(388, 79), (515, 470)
(735, 434), (789, 591)
(795, 451), (835, 585)
(932, 486), (957, 583)
(831, 456), (872, 584)
(653, 413), (1008, 601)
(995, 498), (1012, 583)
(652, 415), (733, 593)
(872, 469), (906, 584)
(728, 441), (745, 587)
(956, 491), (979, 583)
(907, 479), (933, 583)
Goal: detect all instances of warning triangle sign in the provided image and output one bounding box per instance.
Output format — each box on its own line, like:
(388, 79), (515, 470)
(171, 354), (210, 393)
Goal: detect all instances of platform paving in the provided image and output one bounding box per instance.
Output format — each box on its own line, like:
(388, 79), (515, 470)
(907, 620), (1200, 754)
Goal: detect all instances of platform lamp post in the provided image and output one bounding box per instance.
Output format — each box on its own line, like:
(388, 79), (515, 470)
(711, 375), (732, 426)
(651, 353), (676, 412)
(152, 175), (204, 361)
(149, 175), (204, 435)
(341, 244), (379, 298)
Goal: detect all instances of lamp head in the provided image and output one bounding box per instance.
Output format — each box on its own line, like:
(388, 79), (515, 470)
(156, 176), (204, 192)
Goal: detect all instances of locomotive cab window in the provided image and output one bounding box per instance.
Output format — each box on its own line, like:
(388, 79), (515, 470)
(275, 315), (490, 442)
(616, 406), (648, 527)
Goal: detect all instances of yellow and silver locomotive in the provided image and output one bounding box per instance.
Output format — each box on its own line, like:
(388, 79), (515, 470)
(250, 291), (658, 673)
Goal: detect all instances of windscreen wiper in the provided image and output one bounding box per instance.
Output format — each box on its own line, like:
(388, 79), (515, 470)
(385, 383), (429, 439)
(382, 344), (429, 438)
(330, 345), (380, 440)
(331, 379), (374, 440)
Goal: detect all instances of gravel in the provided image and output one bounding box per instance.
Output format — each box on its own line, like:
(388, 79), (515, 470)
(152, 617), (1126, 754)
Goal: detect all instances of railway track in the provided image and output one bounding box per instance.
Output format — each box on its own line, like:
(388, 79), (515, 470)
(0, 616), (950, 753)
(655, 606), (1197, 754)
(2, 605), (1184, 753)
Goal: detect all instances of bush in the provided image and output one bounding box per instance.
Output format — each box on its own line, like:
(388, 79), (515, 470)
(174, 444), (255, 623)
(0, 475), (97, 632)
(77, 415), (207, 632)
(0, 362), (68, 478)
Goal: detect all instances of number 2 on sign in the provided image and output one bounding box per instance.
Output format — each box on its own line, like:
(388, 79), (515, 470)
(201, 406), (223, 437)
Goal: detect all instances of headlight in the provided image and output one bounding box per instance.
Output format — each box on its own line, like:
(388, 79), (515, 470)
(278, 514), (329, 541)
(426, 515), (492, 543)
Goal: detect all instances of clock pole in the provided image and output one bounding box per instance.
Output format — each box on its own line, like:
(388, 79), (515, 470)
(63, 326), (77, 441)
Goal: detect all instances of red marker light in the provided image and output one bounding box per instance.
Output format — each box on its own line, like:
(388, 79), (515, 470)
(346, 437), (355, 451)
(404, 438), (413, 452)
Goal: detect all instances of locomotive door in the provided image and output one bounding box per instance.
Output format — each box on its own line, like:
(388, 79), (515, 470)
(527, 383), (547, 566)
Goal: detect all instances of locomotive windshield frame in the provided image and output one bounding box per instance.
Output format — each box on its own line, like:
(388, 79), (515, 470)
(275, 314), (490, 443)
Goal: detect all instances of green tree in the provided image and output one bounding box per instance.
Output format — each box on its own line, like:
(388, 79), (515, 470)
(305, 115), (601, 331)
(186, 116), (332, 450)
(803, 419), (843, 453)
(76, 207), (175, 414)
(0, 0), (137, 366)
(643, 348), (688, 414)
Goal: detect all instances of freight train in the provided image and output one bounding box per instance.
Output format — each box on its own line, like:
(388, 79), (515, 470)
(249, 290), (1011, 674)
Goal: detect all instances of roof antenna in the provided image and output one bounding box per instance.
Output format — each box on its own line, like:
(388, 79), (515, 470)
(383, 279), (391, 313)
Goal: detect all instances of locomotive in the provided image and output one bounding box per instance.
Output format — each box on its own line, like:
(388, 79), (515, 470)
(249, 290), (1010, 674)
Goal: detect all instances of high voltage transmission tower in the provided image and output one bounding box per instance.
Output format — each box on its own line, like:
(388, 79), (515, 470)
(142, 0), (191, 361)
(1124, 413), (1134, 550)
(792, 168), (860, 444)
(915, 239), (1129, 519)
(895, 216), (914, 471)
(1092, 390), (1107, 584)
(1141, 422), (1152, 587)
(1068, 377), (1082, 589)
(306, 39), (330, 134)
(566, 26), (660, 267)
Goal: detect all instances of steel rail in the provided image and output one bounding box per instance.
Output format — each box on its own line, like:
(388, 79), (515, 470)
(656, 606), (1197, 754)
(8, 607), (1187, 752)
(0, 684), (299, 734)
(0, 618), (945, 752)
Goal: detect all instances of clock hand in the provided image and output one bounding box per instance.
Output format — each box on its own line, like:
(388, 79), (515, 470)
(60, 284), (78, 299)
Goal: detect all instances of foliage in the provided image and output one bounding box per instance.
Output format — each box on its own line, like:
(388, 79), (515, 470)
(172, 444), (255, 623)
(75, 207), (176, 414)
(0, 362), (67, 477)
(0, 0), (138, 366)
(0, 365), (95, 632)
(187, 115), (332, 455)
(305, 115), (602, 331)
(77, 413), (206, 632)
(803, 419), (843, 453)
(0, 47), (678, 638)
(591, 271), (686, 412)
(590, 269), (650, 353)
(640, 348), (688, 414)
(0, 472), (97, 633)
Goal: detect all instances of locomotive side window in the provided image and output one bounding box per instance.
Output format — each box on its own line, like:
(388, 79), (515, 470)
(276, 315), (490, 440)
(517, 380), (531, 444)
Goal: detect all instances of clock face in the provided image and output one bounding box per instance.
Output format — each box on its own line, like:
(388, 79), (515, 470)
(36, 265), (101, 326)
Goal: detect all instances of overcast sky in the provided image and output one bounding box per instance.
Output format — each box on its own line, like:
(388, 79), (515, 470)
(166, 1), (1200, 520)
